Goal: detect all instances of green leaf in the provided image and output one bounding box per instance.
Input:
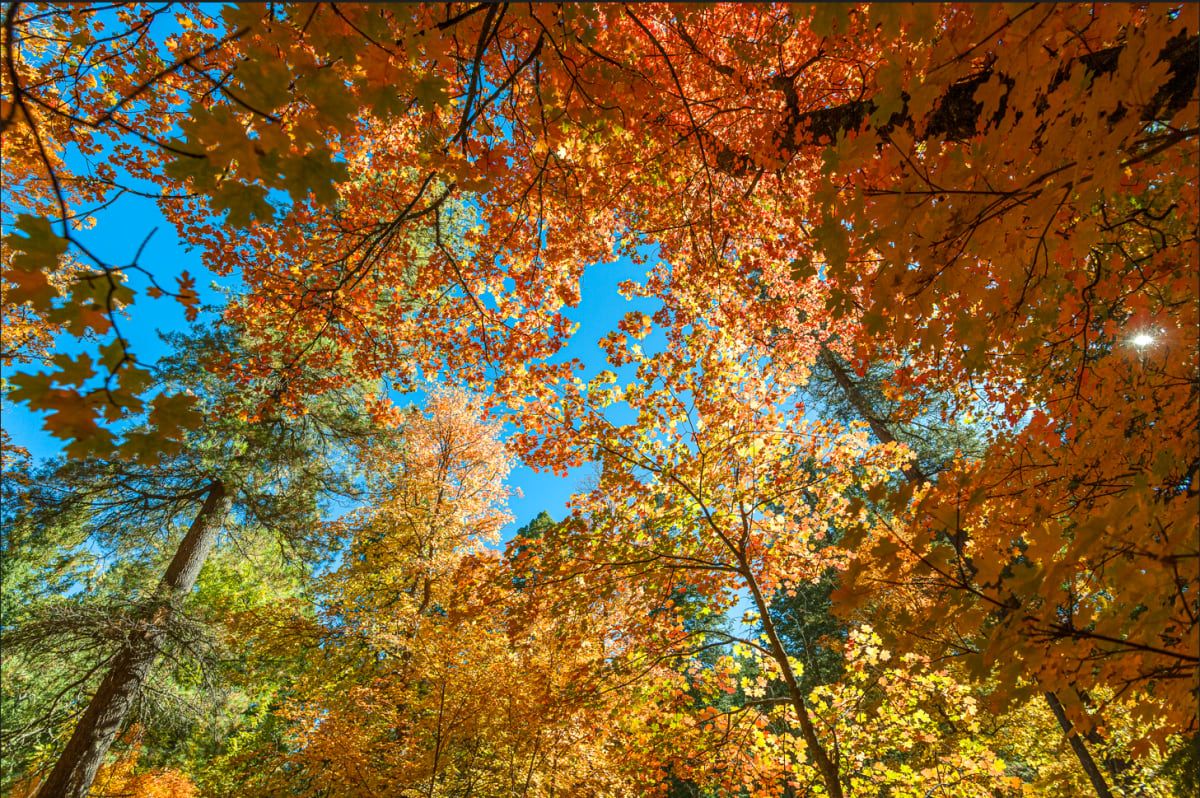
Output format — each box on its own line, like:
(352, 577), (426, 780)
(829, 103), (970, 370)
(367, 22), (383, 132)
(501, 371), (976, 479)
(117, 429), (169, 466)
(6, 214), (68, 272)
(116, 365), (154, 402)
(813, 216), (850, 276)
(276, 150), (348, 206)
(869, 90), (906, 129)
(7, 371), (55, 409)
(867, 4), (904, 38)
(98, 338), (129, 373)
(41, 392), (100, 442)
(147, 392), (202, 440)
(209, 181), (275, 228)
(4, 268), (59, 310)
(300, 68), (361, 130)
(163, 148), (221, 190)
(361, 83), (410, 119)
(64, 426), (116, 460)
(1152, 448), (1180, 480)
(47, 276), (115, 336)
(413, 73), (451, 111)
(805, 3), (853, 38)
(789, 255), (816, 282)
(232, 55), (293, 112)
(50, 353), (96, 388)
(221, 4), (266, 32)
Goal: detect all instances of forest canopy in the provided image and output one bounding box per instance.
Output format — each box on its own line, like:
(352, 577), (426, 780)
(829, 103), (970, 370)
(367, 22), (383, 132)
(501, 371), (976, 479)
(1, 3), (1196, 798)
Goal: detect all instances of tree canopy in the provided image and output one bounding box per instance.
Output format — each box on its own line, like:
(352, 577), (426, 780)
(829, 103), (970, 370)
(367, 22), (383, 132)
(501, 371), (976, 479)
(2, 3), (1196, 798)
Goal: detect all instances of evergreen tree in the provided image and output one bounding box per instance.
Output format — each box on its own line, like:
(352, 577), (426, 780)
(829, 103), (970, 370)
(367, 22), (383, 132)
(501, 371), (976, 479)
(4, 320), (392, 798)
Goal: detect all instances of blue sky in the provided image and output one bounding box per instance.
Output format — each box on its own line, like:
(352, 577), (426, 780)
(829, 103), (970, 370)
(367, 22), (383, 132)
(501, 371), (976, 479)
(3, 191), (221, 456)
(504, 254), (663, 534)
(0, 4), (669, 542)
(2, 181), (664, 541)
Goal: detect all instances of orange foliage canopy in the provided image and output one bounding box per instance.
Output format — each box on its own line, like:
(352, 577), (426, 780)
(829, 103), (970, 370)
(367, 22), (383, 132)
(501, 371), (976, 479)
(3, 0), (1196, 758)
(226, 388), (667, 797)
(6, 733), (195, 798)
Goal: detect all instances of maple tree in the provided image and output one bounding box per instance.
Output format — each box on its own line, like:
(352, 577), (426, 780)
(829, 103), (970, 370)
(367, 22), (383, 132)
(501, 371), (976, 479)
(2, 2), (1196, 796)
(790, 347), (1192, 796)
(795, 5), (1199, 751)
(516, 320), (1025, 798)
(223, 388), (662, 798)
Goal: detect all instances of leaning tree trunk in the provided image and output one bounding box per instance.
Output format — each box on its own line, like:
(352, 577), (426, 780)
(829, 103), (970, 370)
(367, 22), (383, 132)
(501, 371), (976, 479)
(741, 557), (845, 798)
(821, 349), (1118, 798)
(38, 480), (231, 798)
(1044, 691), (1116, 798)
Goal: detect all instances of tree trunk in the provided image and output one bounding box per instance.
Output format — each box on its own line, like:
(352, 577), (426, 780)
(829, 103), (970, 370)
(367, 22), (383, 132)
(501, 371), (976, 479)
(715, 32), (1197, 175)
(1074, 688), (1144, 796)
(1044, 691), (1116, 798)
(38, 480), (231, 798)
(821, 349), (1118, 798)
(817, 349), (926, 484)
(742, 563), (844, 798)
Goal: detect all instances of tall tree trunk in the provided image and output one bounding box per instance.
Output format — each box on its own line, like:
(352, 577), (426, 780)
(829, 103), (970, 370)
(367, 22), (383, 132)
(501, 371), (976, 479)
(820, 349), (1118, 798)
(38, 480), (231, 798)
(818, 349), (926, 484)
(1074, 688), (1144, 796)
(741, 558), (844, 798)
(1044, 691), (1116, 798)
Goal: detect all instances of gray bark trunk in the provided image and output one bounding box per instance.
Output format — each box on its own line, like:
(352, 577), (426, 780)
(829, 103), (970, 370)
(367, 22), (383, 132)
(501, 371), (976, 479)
(1044, 691), (1116, 798)
(742, 559), (844, 798)
(37, 480), (231, 798)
